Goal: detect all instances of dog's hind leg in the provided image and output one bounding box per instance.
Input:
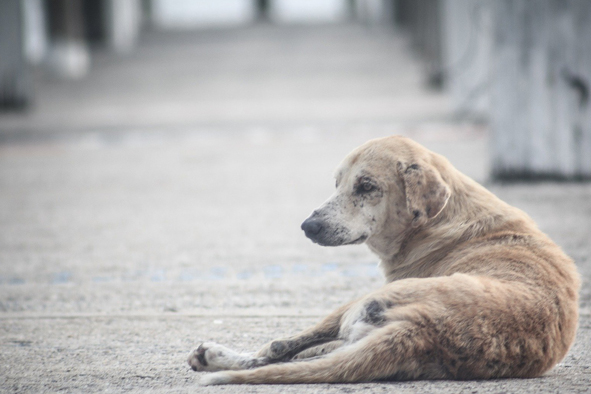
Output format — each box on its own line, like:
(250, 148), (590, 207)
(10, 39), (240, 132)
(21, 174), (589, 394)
(292, 340), (345, 360)
(200, 320), (441, 385)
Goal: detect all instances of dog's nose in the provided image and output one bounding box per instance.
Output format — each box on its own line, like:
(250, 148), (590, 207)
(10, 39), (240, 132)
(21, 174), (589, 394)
(301, 218), (323, 237)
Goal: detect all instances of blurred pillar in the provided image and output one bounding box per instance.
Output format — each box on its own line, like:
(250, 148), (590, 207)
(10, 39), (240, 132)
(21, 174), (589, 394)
(46, 0), (90, 79)
(256, 0), (270, 21)
(440, 0), (491, 117)
(355, 0), (396, 25)
(394, 0), (413, 28)
(491, 0), (591, 180)
(104, 0), (142, 53)
(0, 0), (32, 109)
(23, 0), (49, 65)
(394, 0), (444, 88)
(82, 0), (142, 53)
(414, 0), (442, 74)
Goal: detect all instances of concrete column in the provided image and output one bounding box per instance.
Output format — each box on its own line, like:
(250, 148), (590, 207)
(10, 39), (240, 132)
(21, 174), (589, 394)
(394, 0), (444, 87)
(440, 0), (491, 116)
(46, 0), (90, 79)
(490, 0), (591, 180)
(105, 0), (142, 53)
(0, 0), (32, 109)
(23, 0), (49, 65)
(355, 0), (396, 25)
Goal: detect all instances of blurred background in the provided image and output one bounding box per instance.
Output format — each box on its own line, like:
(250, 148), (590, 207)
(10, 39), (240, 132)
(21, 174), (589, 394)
(1, 1), (591, 392)
(1, 0), (590, 178)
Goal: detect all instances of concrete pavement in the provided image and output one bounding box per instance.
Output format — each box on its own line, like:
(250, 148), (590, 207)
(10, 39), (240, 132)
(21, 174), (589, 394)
(1, 24), (590, 393)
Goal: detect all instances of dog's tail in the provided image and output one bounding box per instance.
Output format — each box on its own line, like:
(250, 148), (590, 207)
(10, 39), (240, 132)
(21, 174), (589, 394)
(200, 321), (434, 385)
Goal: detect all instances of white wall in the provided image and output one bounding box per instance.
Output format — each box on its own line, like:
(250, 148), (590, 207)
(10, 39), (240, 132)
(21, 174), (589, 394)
(269, 0), (349, 23)
(151, 0), (257, 29)
(151, 0), (351, 28)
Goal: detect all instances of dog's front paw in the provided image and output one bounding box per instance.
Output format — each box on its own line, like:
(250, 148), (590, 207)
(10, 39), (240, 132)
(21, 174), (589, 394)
(188, 342), (250, 372)
(188, 343), (213, 371)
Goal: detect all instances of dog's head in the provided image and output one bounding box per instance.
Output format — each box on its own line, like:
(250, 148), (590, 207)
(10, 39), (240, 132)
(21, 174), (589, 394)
(301, 136), (451, 249)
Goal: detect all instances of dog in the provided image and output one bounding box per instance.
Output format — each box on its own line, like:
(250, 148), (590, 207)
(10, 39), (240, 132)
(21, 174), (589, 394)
(188, 135), (580, 385)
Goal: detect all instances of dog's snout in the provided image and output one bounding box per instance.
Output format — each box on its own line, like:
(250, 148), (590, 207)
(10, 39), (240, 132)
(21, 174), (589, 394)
(301, 218), (323, 237)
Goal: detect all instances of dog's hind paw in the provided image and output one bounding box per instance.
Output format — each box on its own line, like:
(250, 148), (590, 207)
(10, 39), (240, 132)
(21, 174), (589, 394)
(200, 372), (233, 386)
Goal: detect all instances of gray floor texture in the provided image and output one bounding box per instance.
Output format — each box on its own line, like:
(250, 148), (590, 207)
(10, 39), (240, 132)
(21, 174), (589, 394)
(1, 24), (589, 393)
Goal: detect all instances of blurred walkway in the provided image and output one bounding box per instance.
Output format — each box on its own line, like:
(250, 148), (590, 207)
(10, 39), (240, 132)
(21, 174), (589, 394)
(1, 23), (590, 393)
(0, 23), (449, 141)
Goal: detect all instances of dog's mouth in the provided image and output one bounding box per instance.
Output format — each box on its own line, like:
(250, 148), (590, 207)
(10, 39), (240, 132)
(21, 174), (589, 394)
(308, 234), (367, 247)
(345, 235), (368, 245)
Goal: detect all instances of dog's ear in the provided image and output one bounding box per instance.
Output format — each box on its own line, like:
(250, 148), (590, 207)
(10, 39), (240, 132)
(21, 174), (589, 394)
(397, 161), (451, 228)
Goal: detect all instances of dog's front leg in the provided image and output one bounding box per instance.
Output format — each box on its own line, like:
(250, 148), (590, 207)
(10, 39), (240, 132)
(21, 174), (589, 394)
(187, 303), (348, 372)
(255, 301), (355, 360)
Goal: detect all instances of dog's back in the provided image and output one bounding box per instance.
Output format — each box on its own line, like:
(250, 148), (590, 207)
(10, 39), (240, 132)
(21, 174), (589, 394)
(377, 139), (580, 378)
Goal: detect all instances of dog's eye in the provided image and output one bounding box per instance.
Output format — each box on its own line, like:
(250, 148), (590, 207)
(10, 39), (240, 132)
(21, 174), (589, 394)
(357, 182), (375, 194)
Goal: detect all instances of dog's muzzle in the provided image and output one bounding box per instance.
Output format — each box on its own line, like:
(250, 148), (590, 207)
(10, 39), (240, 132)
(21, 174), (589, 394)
(301, 215), (363, 246)
(301, 217), (324, 240)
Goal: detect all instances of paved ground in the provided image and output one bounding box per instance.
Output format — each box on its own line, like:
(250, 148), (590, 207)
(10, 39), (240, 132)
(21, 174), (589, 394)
(0, 24), (590, 393)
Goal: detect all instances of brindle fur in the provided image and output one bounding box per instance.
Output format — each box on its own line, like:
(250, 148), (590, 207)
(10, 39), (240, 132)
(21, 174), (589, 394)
(188, 136), (580, 385)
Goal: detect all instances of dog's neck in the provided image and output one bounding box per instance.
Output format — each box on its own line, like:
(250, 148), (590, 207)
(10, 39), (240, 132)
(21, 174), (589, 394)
(369, 169), (527, 282)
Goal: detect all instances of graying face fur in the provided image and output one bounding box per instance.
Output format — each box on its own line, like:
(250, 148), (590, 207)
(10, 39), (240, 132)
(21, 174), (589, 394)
(301, 171), (388, 247)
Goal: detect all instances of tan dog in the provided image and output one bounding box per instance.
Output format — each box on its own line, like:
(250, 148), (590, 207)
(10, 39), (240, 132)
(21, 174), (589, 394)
(188, 136), (580, 385)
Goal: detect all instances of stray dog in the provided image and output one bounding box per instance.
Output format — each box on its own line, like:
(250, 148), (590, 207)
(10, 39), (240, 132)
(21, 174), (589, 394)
(188, 136), (580, 385)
